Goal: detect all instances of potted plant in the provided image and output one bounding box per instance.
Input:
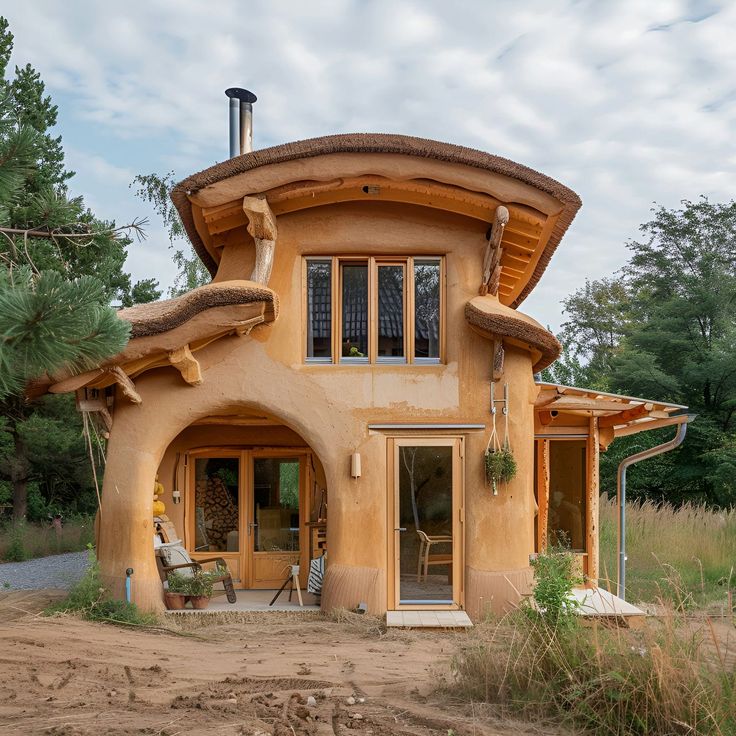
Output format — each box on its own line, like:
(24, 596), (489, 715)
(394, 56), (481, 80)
(185, 570), (215, 609)
(164, 571), (188, 610)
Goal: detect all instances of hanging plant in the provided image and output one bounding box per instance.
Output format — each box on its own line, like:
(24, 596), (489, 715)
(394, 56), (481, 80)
(484, 443), (517, 491)
(485, 381), (517, 495)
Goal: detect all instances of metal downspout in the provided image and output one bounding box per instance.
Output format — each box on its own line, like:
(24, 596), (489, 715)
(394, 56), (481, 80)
(617, 416), (694, 599)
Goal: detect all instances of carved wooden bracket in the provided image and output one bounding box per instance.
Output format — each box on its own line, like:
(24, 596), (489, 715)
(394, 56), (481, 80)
(168, 345), (203, 386)
(107, 366), (142, 404)
(243, 195), (277, 285)
(480, 205), (509, 296)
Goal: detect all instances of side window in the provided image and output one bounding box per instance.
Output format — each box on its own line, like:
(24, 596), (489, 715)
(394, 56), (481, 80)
(306, 259), (332, 363)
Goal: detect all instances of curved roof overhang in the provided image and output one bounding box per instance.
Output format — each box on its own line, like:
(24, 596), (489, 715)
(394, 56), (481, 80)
(172, 134), (582, 308)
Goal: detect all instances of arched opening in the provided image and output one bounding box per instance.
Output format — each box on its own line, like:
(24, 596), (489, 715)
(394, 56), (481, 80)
(154, 407), (328, 607)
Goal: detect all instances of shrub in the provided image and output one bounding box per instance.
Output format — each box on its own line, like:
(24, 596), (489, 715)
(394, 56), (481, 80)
(46, 547), (157, 626)
(3, 522), (27, 562)
(167, 569), (216, 597)
(529, 543), (582, 629)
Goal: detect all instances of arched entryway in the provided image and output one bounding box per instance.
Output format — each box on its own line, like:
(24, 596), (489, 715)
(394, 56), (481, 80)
(156, 412), (328, 593)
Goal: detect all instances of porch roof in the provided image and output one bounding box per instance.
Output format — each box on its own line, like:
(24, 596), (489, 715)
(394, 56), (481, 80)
(535, 381), (689, 438)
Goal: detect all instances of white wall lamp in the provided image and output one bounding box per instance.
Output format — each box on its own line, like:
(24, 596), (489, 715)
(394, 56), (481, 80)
(350, 452), (362, 479)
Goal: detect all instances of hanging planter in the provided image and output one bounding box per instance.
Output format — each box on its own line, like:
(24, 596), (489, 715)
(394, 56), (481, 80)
(485, 381), (518, 495)
(484, 443), (517, 492)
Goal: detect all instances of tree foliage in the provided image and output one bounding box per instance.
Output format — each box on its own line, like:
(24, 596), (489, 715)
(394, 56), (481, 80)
(132, 171), (210, 296)
(0, 16), (156, 520)
(556, 198), (736, 506)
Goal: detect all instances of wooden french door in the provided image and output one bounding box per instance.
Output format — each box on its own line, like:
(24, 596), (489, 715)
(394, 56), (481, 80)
(186, 448), (310, 589)
(388, 437), (464, 610)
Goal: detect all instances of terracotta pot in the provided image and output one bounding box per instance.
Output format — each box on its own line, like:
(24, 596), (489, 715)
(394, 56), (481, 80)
(189, 595), (211, 610)
(164, 592), (186, 610)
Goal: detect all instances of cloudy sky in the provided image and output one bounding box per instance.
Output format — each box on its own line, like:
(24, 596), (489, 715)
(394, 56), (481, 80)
(4, 0), (735, 330)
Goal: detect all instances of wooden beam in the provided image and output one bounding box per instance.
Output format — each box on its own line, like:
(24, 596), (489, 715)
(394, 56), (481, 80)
(492, 339), (505, 380)
(598, 403), (651, 428)
(107, 366), (142, 404)
(613, 415), (688, 438)
(168, 345), (203, 386)
(538, 410), (554, 426)
(480, 205), (509, 296)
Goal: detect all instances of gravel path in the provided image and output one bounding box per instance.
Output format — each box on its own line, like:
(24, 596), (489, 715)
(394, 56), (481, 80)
(0, 551), (89, 590)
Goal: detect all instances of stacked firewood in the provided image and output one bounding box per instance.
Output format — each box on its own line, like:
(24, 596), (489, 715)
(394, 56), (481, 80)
(195, 475), (238, 550)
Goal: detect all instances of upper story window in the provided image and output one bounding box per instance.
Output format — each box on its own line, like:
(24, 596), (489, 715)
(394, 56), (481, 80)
(305, 256), (443, 365)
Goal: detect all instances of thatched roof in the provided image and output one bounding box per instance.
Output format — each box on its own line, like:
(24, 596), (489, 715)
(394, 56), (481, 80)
(171, 133), (581, 307)
(119, 281), (277, 337)
(465, 295), (562, 372)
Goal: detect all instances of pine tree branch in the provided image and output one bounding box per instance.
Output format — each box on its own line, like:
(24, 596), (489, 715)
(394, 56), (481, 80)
(0, 217), (148, 242)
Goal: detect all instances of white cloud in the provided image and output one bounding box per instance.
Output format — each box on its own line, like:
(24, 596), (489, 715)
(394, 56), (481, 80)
(2, 0), (735, 326)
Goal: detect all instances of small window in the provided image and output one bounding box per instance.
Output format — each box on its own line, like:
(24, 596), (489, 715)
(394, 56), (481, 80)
(306, 260), (331, 362)
(304, 256), (443, 364)
(377, 264), (405, 362)
(414, 259), (440, 362)
(341, 263), (369, 361)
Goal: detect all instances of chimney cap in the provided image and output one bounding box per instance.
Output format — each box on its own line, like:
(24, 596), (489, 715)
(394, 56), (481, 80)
(225, 87), (257, 103)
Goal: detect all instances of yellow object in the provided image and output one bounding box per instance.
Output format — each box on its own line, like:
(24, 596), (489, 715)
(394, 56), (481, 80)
(153, 474), (166, 517)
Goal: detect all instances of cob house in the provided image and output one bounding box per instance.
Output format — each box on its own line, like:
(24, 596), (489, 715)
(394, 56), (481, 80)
(31, 90), (691, 620)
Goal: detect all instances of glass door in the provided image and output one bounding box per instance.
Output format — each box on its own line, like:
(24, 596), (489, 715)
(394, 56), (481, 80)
(392, 438), (463, 607)
(248, 454), (307, 588)
(188, 452), (243, 585)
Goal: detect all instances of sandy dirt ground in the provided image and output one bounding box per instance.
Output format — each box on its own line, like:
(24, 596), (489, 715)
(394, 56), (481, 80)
(0, 591), (548, 736)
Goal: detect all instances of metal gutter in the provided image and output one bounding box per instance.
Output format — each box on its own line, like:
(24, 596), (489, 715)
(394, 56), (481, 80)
(617, 415), (695, 599)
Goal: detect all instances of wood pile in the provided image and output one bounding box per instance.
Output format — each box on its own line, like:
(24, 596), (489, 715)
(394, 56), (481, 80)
(195, 475), (238, 550)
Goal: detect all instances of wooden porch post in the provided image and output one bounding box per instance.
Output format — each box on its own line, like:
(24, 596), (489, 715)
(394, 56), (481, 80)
(587, 417), (600, 584)
(536, 439), (550, 553)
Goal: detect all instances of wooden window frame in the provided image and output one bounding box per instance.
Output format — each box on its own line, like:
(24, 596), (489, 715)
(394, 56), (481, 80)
(303, 255), (445, 365)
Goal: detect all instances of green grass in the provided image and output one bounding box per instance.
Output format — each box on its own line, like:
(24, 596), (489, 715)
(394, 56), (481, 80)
(0, 515), (95, 561)
(599, 496), (736, 607)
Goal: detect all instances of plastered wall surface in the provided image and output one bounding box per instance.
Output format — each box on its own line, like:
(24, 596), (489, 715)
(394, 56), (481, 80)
(99, 197), (540, 616)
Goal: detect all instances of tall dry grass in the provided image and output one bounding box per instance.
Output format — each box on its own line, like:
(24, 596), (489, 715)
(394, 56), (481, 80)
(0, 516), (95, 561)
(599, 496), (736, 606)
(451, 608), (736, 735)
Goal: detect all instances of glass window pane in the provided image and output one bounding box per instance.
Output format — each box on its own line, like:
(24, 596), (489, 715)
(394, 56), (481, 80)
(194, 457), (239, 552)
(398, 445), (453, 604)
(306, 260), (331, 359)
(414, 260), (440, 360)
(341, 263), (368, 359)
(549, 441), (587, 552)
(253, 457), (300, 552)
(377, 265), (404, 359)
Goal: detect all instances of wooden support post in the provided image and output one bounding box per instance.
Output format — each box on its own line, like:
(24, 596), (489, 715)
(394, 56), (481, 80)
(242, 195), (277, 285)
(587, 417), (600, 584)
(168, 345), (203, 386)
(480, 205), (509, 296)
(536, 439), (550, 553)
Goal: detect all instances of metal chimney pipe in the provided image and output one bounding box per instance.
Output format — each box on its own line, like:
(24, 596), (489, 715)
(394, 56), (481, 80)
(225, 88), (257, 157)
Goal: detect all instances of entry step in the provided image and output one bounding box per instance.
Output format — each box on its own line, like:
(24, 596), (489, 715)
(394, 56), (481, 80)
(386, 610), (472, 628)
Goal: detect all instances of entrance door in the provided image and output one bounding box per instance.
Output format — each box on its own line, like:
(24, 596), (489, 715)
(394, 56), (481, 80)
(248, 453), (308, 588)
(186, 449), (310, 589)
(391, 438), (463, 608)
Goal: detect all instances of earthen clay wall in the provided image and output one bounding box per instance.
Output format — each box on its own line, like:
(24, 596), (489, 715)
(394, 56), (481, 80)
(98, 199), (539, 616)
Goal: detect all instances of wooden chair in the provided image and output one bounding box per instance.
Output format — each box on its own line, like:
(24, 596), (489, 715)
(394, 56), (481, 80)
(154, 540), (237, 603)
(416, 530), (453, 583)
